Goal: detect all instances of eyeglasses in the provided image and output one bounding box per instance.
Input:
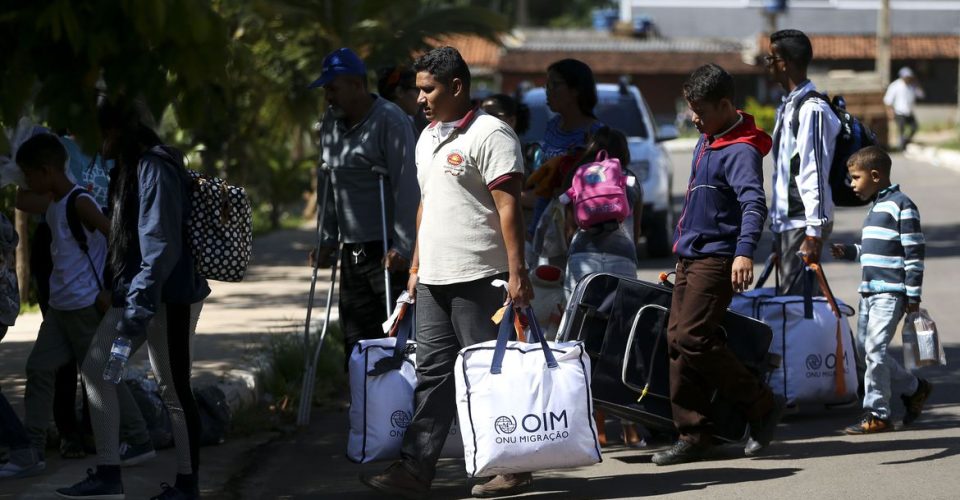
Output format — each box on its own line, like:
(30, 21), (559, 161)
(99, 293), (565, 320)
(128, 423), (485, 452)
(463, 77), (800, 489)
(762, 54), (783, 66)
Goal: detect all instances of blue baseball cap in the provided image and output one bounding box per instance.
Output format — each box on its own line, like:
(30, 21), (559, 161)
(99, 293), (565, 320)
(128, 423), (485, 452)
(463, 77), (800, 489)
(308, 48), (367, 89)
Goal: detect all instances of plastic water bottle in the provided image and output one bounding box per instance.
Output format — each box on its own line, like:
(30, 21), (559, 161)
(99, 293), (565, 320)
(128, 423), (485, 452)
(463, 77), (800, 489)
(103, 336), (132, 384)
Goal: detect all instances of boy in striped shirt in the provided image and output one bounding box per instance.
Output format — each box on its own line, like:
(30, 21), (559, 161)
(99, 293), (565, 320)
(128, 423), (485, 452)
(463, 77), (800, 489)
(831, 146), (932, 434)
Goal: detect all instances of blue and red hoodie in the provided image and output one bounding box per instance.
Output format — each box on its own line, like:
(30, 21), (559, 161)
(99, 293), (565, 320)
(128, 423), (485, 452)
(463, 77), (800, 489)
(672, 112), (771, 260)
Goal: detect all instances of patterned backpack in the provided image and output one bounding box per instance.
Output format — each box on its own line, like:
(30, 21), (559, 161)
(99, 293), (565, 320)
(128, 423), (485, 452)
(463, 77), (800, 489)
(185, 170), (253, 282)
(562, 150), (630, 229)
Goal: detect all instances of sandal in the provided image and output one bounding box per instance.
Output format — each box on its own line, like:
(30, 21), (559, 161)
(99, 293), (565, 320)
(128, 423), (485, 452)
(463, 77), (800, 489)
(621, 423), (647, 449)
(60, 437), (87, 459)
(594, 410), (608, 447)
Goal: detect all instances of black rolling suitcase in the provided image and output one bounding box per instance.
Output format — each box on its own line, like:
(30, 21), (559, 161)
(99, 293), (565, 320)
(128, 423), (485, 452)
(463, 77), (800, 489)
(557, 272), (778, 442)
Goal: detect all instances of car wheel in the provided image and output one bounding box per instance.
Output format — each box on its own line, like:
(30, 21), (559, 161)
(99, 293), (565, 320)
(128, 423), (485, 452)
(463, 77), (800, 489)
(645, 208), (674, 258)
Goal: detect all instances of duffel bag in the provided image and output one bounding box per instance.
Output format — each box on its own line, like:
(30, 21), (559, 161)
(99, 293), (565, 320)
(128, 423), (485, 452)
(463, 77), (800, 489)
(455, 303), (602, 477)
(731, 260), (859, 407)
(347, 295), (417, 463)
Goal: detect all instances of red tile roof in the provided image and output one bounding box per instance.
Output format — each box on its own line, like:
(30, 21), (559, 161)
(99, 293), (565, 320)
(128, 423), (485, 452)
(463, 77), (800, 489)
(428, 34), (502, 68)
(498, 50), (761, 75)
(761, 35), (960, 60)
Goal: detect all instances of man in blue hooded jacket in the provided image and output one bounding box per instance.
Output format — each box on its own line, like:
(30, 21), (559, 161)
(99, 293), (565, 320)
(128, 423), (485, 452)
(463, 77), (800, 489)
(654, 64), (784, 466)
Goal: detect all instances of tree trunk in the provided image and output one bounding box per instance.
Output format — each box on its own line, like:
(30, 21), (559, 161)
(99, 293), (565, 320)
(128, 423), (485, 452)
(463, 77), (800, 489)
(14, 209), (29, 305)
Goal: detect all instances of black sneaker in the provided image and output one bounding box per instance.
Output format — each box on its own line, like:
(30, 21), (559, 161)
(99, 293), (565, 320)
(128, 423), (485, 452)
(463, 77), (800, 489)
(901, 378), (933, 426)
(56, 468), (124, 499)
(745, 395), (786, 456)
(150, 483), (197, 500)
(651, 439), (715, 466)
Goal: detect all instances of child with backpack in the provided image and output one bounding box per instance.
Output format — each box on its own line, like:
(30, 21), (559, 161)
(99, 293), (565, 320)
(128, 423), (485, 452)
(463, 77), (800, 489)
(16, 133), (109, 453)
(830, 146), (932, 434)
(560, 126), (646, 448)
(560, 126), (642, 300)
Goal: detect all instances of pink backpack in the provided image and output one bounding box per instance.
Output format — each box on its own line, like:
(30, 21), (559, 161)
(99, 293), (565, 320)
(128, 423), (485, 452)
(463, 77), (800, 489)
(563, 150), (630, 229)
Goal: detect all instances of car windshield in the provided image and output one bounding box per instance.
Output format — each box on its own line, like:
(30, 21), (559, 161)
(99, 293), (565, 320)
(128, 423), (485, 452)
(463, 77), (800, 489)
(596, 95), (648, 139)
(521, 91), (649, 144)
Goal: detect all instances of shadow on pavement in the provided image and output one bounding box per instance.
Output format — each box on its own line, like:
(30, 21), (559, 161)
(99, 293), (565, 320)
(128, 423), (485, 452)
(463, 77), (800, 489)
(755, 435), (960, 464)
(515, 467), (802, 499)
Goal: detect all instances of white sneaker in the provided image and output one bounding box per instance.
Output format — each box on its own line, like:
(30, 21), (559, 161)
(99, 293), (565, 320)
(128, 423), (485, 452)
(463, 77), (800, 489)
(119, 441), (156, 467)
(0, 447), (46, 479)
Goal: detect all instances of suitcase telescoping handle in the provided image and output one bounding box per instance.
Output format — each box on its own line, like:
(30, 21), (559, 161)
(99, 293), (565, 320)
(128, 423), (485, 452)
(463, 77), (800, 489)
(490, 303), (558, 374)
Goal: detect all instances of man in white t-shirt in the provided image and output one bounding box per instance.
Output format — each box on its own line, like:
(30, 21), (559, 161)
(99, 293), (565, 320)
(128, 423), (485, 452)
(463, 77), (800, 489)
(884, 67), (925, 151)
(360, 46), (535, 499)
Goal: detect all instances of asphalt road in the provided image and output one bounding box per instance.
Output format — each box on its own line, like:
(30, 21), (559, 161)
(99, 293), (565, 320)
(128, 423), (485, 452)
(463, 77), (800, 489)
(240, 143), (960, 500)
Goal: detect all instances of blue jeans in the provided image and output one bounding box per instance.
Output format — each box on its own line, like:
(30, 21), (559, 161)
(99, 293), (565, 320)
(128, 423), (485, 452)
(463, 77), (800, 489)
(857, 293), (919, 420)
(564, 251), (637, 301)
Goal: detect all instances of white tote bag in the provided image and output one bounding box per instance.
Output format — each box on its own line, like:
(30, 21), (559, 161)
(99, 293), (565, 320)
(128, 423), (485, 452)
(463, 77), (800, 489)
(347, 296), (417, 463)
(455, 305), (602, 477)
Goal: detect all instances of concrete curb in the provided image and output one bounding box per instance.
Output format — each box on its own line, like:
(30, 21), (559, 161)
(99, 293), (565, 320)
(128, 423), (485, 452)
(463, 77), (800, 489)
(905, 143), (960, 174)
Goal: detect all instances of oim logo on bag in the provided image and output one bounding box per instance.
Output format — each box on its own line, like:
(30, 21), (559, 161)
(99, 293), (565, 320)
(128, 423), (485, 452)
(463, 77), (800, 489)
(493, 411), (569, 444)
(804, 351), (850, 378)
(495, 416), (517, 434)
(390, 410), (412, 437)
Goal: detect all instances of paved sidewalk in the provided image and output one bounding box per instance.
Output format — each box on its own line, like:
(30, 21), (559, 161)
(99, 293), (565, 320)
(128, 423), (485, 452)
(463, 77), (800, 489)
(0, 225), (328, 498)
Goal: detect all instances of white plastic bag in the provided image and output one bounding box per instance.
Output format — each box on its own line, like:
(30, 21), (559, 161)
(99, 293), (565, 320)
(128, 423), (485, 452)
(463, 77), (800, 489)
(902, 308), (946, 369)
(455, 304), (601, 477)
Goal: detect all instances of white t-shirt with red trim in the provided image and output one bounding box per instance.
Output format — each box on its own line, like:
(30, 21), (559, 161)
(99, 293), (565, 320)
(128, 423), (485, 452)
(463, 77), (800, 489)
(415, 109), (524, 285)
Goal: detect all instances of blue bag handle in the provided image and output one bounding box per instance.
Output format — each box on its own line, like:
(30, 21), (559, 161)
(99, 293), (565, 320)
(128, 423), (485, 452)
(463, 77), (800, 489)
(367, 302), (415, 376)
(490, 304), (558, 374)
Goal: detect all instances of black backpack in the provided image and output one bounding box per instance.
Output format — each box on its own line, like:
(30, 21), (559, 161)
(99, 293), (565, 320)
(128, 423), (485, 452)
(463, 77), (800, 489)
(791, 91), (876, 207)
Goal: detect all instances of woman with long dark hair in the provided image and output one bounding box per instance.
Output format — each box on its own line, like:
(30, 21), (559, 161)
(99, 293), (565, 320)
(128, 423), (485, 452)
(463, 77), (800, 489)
(57, 96), (210, 500)
(542, 58), (601, 159)
(527, 59), (604, 266)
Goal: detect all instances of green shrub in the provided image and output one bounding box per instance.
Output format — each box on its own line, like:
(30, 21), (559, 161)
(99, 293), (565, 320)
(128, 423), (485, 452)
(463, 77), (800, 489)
(745, 98), (777, 134)
(256, 322), (345, 414)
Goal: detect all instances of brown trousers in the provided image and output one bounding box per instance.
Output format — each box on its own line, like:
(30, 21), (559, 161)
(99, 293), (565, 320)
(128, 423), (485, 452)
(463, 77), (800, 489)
(668, 256), (774, 444)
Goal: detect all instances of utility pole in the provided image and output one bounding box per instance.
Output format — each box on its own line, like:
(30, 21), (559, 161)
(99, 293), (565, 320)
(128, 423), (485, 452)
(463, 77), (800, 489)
(516, 0), (528, 27)
(877, 0), (891, 87)
(956, 31), (960, 126)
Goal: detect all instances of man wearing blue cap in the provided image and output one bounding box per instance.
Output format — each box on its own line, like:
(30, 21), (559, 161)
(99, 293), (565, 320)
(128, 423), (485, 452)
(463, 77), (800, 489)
(310, 47), (420, 367)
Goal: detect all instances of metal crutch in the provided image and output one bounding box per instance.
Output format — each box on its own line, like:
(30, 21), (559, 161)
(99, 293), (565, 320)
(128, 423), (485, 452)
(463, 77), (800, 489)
(372, 165), (392, 317)
(297, 161), (338, 427)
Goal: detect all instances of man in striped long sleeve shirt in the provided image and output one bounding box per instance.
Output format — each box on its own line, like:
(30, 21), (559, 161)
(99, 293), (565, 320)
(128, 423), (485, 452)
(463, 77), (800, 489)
(831, 146), (932, 434)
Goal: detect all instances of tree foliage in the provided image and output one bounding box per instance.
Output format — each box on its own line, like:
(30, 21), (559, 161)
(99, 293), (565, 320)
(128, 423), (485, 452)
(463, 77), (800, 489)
(0, 0), (506, 229)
